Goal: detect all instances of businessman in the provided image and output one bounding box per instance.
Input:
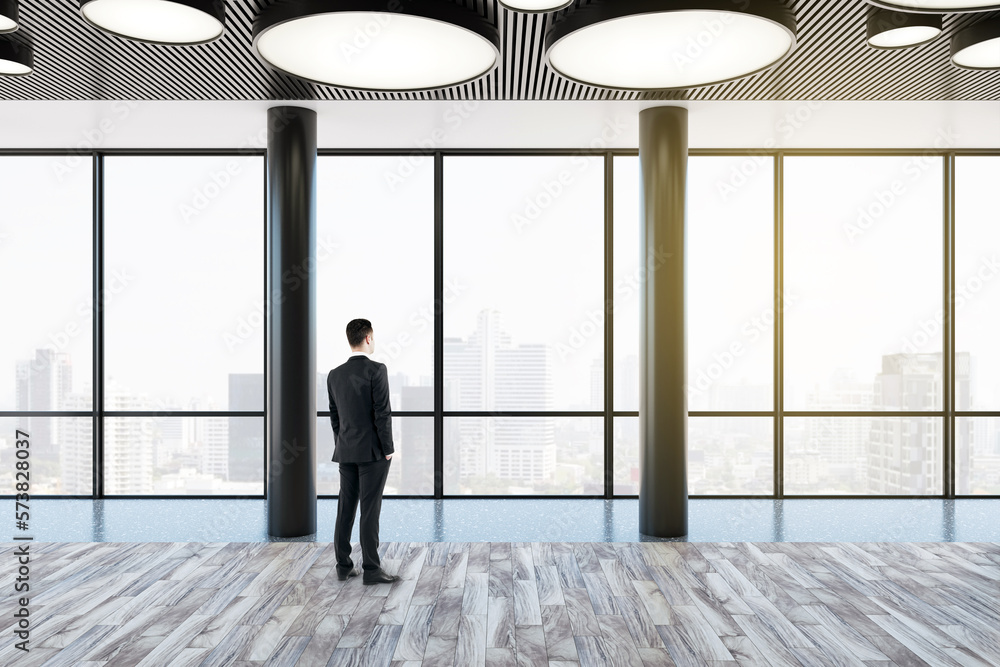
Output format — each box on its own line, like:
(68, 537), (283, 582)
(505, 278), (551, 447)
(328, 319), (400, 585)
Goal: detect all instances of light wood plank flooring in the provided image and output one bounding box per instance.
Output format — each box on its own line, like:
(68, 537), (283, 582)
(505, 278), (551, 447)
(1, 541), (998, 666)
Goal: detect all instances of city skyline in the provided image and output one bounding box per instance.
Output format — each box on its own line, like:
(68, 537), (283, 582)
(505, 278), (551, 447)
(7, 338), (999, 496)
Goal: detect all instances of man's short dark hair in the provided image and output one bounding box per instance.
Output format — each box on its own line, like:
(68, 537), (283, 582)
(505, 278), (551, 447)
(346, 319), (373, 348)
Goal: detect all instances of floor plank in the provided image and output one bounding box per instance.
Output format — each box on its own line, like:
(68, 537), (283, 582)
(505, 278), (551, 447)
(6, 540), (997, 667)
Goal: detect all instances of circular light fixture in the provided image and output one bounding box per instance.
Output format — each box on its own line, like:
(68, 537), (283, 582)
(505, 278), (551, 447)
(499, 1), (574, 13)
(79, 0), (225, 45)
(253, 0), (500, 91)
(951, 17), (1000, 69)
(0, 36), (31, 75)
(866, 10), (941, 48)
(866, 0), (1000, 13)
(0, 0), (19, 33)
(544, 0), (796, 90)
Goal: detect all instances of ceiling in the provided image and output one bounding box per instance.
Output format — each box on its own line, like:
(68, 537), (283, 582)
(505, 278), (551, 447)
(0, 1), (998, 101)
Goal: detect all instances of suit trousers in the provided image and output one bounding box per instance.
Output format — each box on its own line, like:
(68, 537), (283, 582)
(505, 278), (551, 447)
(334, 457), (392, 571)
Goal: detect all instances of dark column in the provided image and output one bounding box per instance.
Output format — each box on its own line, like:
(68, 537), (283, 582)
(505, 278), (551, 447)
(267, 106), (317, 538)
(638, 106), (688, 538)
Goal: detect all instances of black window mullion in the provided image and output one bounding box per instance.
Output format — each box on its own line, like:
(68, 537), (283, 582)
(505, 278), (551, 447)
(93, 152), (104, 500)
(775, 152), (784, 499)
(604, 152), (614, 500)
(263, 151), (269, 500)
(944, 153), (956, 498)
(434, 152), (444, 500)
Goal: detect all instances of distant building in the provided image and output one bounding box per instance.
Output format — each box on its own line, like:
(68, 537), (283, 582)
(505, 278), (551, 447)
(398, 385), (434, 495)
(444, 309), (555, 490)
(228, 373), (263, 482)
(869, 353), (969, 494)
(16, 349), (73, 460)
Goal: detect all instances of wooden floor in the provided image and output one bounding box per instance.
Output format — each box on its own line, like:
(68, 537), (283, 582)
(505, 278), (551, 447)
(1, 541), (998, 667)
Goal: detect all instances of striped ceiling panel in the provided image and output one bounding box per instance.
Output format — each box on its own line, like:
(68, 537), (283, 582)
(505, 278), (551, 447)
(0, 1), (997, 100)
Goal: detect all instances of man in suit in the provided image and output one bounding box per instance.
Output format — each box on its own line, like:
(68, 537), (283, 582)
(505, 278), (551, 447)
(328, 319), (400, 585)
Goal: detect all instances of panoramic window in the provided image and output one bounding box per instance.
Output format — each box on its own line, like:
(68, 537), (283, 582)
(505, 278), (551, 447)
(103, 156), (264, 495)
(443, 155), (605, 494)
(955, 156), (1000, 495)
(0, 156), (93, 495)
(315, 155), (435, 496)
(612, 155), (774, 495)
(783, 156), (943, 494)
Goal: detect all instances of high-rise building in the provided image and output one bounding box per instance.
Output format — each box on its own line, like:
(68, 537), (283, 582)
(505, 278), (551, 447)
(398, 386), (434, 496)
(444, 309), (555, 490)
(614, 354), (639, 410)
(202, 417), (230, 481)
(228, 373), (264, 483)
(15, 349), (73, 460)
(869, 353), (970, 494)
(802, 369), (874, 491)
(59, 393), (92, 495)
(103, 382), (154, 494)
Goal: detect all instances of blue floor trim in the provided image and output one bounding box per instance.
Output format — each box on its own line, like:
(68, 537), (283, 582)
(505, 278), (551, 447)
(10, 498), (999, 543)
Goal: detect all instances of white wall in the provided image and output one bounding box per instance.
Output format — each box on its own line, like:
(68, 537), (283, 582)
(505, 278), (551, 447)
(0, 100), (997, 150)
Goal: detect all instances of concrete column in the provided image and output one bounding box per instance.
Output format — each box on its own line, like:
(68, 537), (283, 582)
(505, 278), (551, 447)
(638, 106), (688, 537)
(266, 106), (317, 537)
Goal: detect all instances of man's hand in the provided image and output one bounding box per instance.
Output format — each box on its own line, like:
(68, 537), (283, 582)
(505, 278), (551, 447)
(386, 454), (392, 460)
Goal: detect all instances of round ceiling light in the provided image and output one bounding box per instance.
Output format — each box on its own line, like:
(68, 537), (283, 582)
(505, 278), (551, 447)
(951, 17), (1000, 69)
(544, 0), (796, 90)
(79, 0), (225, 45)
(0, 36), (31, 75)
(0, 0), (19, 33)
(253, 0), (500, 91)
(499, 1), (574, 12)
(866, 10), (941, 48)
(866, 0), (1000, 12)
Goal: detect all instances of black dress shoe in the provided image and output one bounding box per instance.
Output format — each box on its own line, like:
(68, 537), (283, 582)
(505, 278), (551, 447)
(362, 568), (400, 585)
(336, 567), (360, 581)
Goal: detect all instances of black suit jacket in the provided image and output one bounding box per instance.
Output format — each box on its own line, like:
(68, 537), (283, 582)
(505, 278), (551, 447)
(327, 354), (394, 463)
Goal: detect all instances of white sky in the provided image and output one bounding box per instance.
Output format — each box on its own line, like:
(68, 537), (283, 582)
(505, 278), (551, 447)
(2, 154), (996, 412)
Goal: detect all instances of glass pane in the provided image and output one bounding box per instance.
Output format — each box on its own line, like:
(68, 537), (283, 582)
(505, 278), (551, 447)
(104, 416), (263, 495)
(103, 156), (264, 411)
(613, 416), (772, 496)
(613, 416), (639, 494)
(690, 417), (773, 494)
(444, 417), (604, 495)
(784, 156), (943, 411)
(318, 416), (434, 497)
(613, 155), (774, 411)
(956, 417), (1000, 495)
(444, 156), (605, 411)
(0, 417), (93, 495)
(317, 157), (434, 411)
(687, 157), (773, 411)
(784, 417), (942, 495)
(612, 157), (640, 412)
(1, 157), (93, 410)
(955, 156), (1000, 410)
